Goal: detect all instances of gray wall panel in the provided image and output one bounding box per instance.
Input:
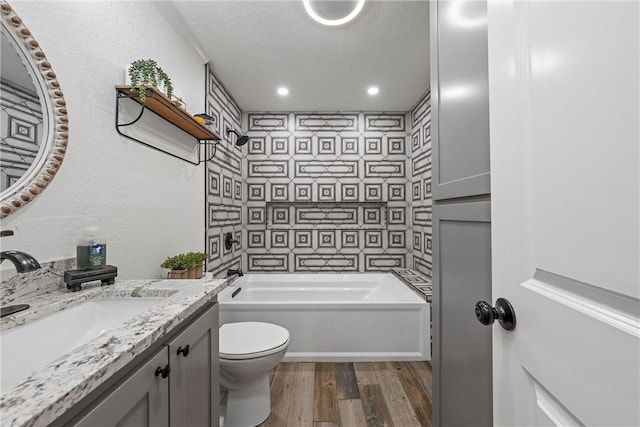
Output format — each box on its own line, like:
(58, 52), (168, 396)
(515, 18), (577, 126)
(432, 201), (492, 426)
(431, 0), (490, 201)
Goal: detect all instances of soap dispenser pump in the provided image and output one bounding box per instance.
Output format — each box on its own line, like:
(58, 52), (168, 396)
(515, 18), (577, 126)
(76, 218), (107, 270)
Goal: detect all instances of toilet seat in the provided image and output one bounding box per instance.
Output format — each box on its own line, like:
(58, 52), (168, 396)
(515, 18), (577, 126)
(220, 322), (290, 360)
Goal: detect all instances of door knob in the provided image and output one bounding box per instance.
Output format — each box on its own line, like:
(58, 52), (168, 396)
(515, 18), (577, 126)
(475, 298), (516, 331)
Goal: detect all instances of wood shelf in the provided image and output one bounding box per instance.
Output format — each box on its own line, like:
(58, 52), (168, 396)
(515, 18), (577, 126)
(115, 85), (220, 140)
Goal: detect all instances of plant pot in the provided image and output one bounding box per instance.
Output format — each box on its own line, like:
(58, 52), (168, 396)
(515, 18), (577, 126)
(188, 265), (203, 279)
(168, 269), (188, 279)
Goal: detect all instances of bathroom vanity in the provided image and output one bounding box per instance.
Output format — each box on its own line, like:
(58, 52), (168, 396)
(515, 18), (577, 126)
(72, 304), (218, 427)
(0, 276), (228, 427)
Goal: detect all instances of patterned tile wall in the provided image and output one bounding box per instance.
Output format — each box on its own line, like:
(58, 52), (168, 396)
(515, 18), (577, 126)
(243, 112), (412, 273)
(410, 90), (433, 278)
(205, 67), (244, 277)
(0, 78), (43, 191)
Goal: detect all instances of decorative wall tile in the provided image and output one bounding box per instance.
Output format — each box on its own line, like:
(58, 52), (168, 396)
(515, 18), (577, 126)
(271, 137), (289, 155)
(271, 183), (289, 201)
(341, 230), (359, 248)
(248, 183), (265, 201)
(388, 231), (406, 248)
(411, 90), (433, 278)
(295, 183), (312, 201)
(364, 113), (405, 131)
(294, 254), (359, 271)
(248, 231), (265, 248)
(319, 137), (336, 154)
(295, 113), (359, 131)
(271, 230), (289, 248)
(365, 160), (405, 177)
(248, 254), (289, 272)
(365, 138), (382, 154)
(318, 184), (336, 201)
(295, 230), (313, 248)
(248, 160), (288, 178)
(295, 137), (312, 154)
(249, 137), (266, 154)
(223, 176), (233, 198)
(365, 184), (383, 201)
(248, 114), (288, 131)
(295, 160), (358, 178)
(365, 254), (405, 270)
(243, 111), (413, 273)
(318, 230), (336, 248)
(388, 184), (405, 201)
(342, 138), (358, 154)
(389, 137), (406, 154)
(247, 207), (265, 224)
(341, 183), (359, 201)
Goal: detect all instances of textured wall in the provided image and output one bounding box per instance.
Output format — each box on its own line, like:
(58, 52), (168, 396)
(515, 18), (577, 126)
(410, 90), (433, 278)
(3, 2), (206, 279)
(205, 68), (244, 277)
(243, 112), (412, 273)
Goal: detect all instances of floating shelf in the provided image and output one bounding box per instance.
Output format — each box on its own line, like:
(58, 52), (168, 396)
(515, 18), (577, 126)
(115, 85), (220, 140)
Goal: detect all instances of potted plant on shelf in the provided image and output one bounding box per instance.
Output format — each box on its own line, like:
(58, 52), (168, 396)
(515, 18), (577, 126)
(127, 59), (173, 103)
(161, 252), (207, 280)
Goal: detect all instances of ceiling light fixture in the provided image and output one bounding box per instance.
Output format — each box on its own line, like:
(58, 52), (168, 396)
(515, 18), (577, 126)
(367, 86), (379, 96)
(277, 87), (289, 96)
(303, 0), (366, 27)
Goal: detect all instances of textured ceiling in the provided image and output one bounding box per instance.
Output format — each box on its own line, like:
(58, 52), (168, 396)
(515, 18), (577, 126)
(170, 1), (429, 112)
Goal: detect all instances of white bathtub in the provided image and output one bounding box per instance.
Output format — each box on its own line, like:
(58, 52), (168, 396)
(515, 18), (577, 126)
(218, 273), (430, 362)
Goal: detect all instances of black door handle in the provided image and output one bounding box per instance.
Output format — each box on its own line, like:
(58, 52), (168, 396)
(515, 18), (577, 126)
(475, 298), (516, 331)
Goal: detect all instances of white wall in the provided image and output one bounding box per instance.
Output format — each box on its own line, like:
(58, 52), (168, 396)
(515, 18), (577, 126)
(2, 1), (207, 279)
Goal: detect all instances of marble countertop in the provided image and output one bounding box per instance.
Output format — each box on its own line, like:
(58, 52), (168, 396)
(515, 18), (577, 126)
(0, 275), (228, 427)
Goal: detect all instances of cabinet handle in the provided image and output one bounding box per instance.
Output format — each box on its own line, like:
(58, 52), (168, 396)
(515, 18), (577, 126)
(155, 364), (170, 379)
(177, 345), (190, 357)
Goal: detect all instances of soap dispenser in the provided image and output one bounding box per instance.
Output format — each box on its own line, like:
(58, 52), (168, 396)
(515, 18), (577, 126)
(76, 218), (107, 270)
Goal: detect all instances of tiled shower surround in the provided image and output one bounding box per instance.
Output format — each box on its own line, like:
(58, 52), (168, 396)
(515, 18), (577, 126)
(205, 68), (243, 277)
(243, 112), (412, 273)
(410, 90), (433, 278)
(204, 67), (432, 277)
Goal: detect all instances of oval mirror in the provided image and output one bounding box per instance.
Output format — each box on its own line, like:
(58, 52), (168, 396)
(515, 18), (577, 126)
(0, 1), (68, 218)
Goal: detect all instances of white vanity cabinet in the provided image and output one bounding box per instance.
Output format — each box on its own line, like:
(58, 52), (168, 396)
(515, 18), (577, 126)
(72, 304), (219, 427)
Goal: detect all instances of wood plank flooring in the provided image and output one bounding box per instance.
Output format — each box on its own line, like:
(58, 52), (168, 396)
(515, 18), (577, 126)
(259, 362), (432, 427)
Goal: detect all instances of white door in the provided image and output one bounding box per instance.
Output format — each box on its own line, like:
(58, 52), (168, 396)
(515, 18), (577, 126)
(487, 1), (639, 426)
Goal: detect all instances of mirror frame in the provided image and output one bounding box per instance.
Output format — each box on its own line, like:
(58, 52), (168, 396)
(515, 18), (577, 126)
(0, 1), (67, 218)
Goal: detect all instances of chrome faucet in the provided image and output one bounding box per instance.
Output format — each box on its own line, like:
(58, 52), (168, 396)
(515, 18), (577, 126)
(227, 268), (243, 278)
(0, 250), (41, 273)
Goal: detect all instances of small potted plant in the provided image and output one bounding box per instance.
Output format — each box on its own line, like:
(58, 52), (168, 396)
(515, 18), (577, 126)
(161, 252), (207, 279)
(185, 252), (207, 279)
(127, 59), (173, 103)
(161, 254), (189, 279)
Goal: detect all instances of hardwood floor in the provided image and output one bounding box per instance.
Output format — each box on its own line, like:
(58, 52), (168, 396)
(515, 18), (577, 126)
(259, 362), (432, 427)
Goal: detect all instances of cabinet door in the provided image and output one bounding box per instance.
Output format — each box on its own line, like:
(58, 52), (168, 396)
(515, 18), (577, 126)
(432, 201), (492, 426)
(430, 0), (491, 200)
(169, 304), (219, 427)
(74, 349), (169, 427)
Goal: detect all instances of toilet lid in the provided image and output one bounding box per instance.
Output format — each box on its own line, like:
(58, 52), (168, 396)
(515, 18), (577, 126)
(220, 322), (290, 360)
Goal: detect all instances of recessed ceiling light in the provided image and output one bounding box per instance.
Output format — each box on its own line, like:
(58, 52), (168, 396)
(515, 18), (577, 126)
(303, 0), (366, 27)
(367, 86), (379, 96)
(277, 87), (289, 96)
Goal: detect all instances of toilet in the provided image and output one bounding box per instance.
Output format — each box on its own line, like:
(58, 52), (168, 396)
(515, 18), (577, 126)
(219, 322), (290, 427)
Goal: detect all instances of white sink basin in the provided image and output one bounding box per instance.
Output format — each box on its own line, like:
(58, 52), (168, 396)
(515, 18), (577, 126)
(0, 298), (163, 392)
